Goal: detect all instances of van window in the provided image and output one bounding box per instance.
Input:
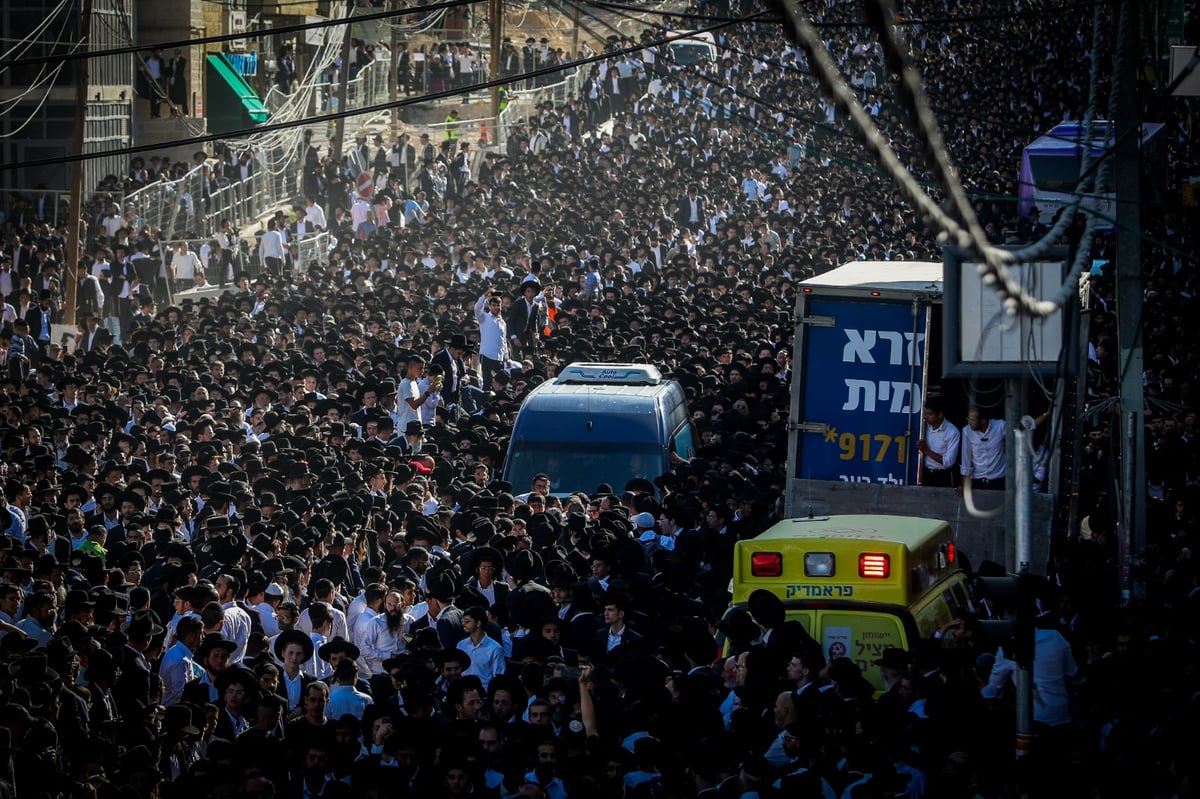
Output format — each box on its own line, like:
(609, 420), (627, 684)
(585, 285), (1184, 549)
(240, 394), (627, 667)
(505, 442), (664, 496)
(672, 425), (694, 460)
(670, 41), (715, 65)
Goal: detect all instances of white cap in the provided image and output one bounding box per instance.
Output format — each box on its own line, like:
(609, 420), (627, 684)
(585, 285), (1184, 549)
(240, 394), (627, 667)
(632, 512), (656, 529)
(264, 583), (284, 597)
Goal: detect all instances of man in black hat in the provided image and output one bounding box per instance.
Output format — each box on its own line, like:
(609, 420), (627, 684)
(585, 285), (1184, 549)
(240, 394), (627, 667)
(409, 571), (464, 650)
(506, 280), (546, 358)
(190, 632), (237, 703)
(431, 333), (470, 410)
(214, 666), (258, 740)
(114, 611), (164, 716)
(466, 547), (508, 608)
(24, 289), (54, 354)
(274, 628), (317, 714)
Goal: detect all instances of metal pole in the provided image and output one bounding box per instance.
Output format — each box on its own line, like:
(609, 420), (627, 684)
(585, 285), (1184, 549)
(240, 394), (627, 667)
(488, 0), (502, 119)
(390, 0), (400, 139)
(572, 0), (581, 64)
(1015, 417), (1033, 573)
(1066, 303), (1092, 538)
(1014, 415), (1034, 758)
(64, 0), (94, 329)
(331, 1), (354, 163)
(1003, 378), (1021, 571)
(1115, 0), (1144, 603)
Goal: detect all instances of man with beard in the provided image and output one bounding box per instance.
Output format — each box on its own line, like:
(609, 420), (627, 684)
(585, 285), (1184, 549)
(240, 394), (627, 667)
(360, 589), (412, 676)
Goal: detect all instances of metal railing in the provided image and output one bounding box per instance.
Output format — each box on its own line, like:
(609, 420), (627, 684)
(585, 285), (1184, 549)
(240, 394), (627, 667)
(295, 232), (331, 277)
(204, 176), (259, 233)
(122, 163), (209, 240)
(0, 189), (116, 231)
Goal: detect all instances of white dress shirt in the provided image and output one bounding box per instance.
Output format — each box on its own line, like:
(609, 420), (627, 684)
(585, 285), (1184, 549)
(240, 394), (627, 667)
(457, 633), (506, 690)
(159, 640), (198, 706)
(960, 418), (1006, 480)
(923, 418), (961, 473)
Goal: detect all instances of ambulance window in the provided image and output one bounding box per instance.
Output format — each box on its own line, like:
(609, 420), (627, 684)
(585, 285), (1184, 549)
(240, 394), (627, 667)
(672, 424), (694, 459)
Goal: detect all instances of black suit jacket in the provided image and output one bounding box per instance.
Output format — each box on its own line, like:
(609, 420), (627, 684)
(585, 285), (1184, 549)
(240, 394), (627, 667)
(593, 626), (644, 661)
(674, 195), (707, 228)
(430, 347), (465, 403)
(24, 305), (52, 342)
(113, 645), (154, 717)
(505, 298), (540, 344)
(274, 671), (318, 714)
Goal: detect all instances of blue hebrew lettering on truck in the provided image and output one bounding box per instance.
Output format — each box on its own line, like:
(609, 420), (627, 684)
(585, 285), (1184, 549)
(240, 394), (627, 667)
(799, 299), (926, 485)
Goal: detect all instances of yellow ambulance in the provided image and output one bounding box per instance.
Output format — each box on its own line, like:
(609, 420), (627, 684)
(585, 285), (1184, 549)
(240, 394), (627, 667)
(727, 514), (974, 688)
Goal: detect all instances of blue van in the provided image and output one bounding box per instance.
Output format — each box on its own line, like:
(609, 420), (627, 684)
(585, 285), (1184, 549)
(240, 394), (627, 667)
(502, 363), (695, 496)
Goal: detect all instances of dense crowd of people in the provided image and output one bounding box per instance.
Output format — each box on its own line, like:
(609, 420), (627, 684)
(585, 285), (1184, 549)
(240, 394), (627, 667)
(0, 1), (1197, 797)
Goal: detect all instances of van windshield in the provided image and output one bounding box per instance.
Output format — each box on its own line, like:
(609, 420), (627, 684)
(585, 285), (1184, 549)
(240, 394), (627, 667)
(504, 442), (665, 496)
(671, 41), (714, 65)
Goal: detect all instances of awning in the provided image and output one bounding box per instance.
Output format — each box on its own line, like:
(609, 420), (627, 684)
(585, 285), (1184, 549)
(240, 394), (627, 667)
(205, 53), (268, 134)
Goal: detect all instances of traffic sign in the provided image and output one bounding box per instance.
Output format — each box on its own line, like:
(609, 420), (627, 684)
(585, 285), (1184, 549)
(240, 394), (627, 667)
(356, 172), (374, 197)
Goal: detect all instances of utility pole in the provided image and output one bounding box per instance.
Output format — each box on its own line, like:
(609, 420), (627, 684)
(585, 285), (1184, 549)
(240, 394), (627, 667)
(1013, 416), (1035, 758)
(64, 0), (94, 329)
(331, 1), (355, 162)
(389, 0), (400, 139)
(572, 0), (581, 65)
(1114, 0), (1144, 603)
(488, 0), (502, 119)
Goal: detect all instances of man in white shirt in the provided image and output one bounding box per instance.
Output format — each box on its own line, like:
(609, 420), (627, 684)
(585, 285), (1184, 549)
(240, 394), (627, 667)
(959, 407), (1006, 492)
(396, 354), (436, 434)
(474, 292), (508, 392)
(360, 590), (411, 676)
(15, 592), (56, 647)
(160, 616), (203, 705)
(917, 399), (961, 488)
(259, 220), (285, 276)
(253, 581), (283, 637)
(350, 196), (372, 234)
(326, 659), (373, 720)
(216, 573), (254, 664)
(298, 578), (350, 642)
(457, 606), (506, 690)
(303, 196), (327, 231)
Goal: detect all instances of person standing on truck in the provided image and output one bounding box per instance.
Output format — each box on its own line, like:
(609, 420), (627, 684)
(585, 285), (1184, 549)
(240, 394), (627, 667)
(474, 291), (509, 392)
(959, 407), (1006, 492)
(917, 399), (961, 488)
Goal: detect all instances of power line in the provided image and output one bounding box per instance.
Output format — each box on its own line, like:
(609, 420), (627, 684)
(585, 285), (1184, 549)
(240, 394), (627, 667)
(583, 0), (1098, 27)
(0, 0), (482, 70)
(0, 12), (770, 174)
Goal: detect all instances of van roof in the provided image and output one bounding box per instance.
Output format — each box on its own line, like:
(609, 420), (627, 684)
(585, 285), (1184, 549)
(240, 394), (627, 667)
(800, 261), (942, 294)
(555, 363), (662, 385)
(666, 30), (716, 43)
(755, 514), (951, 549)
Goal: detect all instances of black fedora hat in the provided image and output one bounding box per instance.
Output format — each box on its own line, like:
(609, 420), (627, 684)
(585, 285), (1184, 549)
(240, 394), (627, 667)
(124, 611), (164, 640)
(316, 636), (360, 663)
(8, 652), (60, 684)
(164, 703), (200, 735)
(273, 629), (314, 663)
(432, 647), (471, 670)
(194, 632), (237, 662)
(215, 664), (258, 696)
(83, 647), (119, 682)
